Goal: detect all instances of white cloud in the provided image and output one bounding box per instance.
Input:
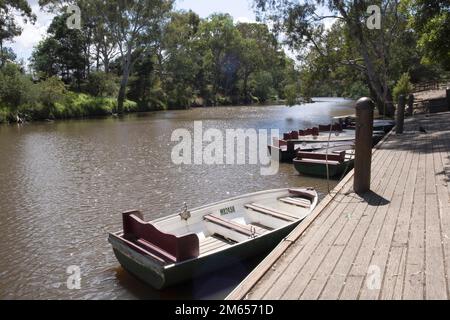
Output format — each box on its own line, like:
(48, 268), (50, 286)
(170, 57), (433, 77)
(7, 4), (55, 62)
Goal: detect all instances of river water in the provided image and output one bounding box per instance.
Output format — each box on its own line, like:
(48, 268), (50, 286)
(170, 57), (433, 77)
(0, 98), (354, 299)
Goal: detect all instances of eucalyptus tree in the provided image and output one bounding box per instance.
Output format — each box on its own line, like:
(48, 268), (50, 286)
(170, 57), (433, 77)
(0, 0), (36, 67)
(104, 0), (174, 113)
(408, 0), (450, 70)
(252, 0), (412, 115)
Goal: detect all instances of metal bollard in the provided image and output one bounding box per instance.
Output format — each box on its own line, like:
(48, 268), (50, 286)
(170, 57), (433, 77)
(354, 97), (375, 194)
(396, 95), (406, 134)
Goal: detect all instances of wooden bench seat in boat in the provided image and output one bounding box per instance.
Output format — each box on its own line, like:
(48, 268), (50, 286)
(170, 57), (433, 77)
(296, 158), (341, 165)
(203, 214), (262, 237)
(122, 210), (199, 263)
(244, 203), (298, 222)
(297, 151), (346, 163)
(278, 197), (311, 208)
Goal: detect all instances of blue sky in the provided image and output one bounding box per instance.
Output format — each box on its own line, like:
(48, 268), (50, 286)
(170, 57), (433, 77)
(9, 0), (258, 63)
(176, 0), (256, 20)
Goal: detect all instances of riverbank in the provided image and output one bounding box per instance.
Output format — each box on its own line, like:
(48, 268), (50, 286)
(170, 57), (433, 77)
(0, 96), (302, 125)
(0, 93), (138, 124)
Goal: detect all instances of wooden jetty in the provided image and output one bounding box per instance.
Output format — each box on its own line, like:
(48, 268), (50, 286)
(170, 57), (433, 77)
(227, 110), (450, 300)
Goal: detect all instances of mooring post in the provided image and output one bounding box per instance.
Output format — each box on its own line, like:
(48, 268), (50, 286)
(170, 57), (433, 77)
(396, 94), (406, 134)
(446, 87), (450, 111)
(407, 94), (414, 116)
(354, 97), (375, 194)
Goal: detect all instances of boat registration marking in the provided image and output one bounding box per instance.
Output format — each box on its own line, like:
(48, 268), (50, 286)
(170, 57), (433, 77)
(220, 206), (236, 216)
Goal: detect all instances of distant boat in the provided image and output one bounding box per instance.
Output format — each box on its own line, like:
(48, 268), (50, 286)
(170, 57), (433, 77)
(336, 116), (396, 133)
(268, 125), (356, 162)
(108, 188), (318, 289)
(268, 124), (385, 162)
(293, 150), (355, 178)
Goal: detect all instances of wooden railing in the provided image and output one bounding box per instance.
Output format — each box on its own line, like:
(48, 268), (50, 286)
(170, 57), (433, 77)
(413, 80), (450, 92)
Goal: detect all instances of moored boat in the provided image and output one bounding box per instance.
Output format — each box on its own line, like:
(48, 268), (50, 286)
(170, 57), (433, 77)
(293, 150), (355, 178)
(268, 123), (385, 162)
(108, 188), (318, 289)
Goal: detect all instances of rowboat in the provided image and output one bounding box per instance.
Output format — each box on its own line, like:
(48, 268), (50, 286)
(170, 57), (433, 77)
(268, 128), (383, 162)
(108, 188), (318, 289)
(293, 150), (355, 178)
(336, 116), (396, 133)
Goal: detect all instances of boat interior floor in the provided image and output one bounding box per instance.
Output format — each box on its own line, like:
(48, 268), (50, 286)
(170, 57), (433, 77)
(199, 235), (234, 256)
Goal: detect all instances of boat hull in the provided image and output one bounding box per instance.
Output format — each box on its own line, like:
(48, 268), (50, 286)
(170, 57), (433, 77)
(109, 221), (299, 289)
(293, 159), (354, 178)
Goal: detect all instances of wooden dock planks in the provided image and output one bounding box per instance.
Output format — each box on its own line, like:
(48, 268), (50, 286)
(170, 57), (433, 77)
(227, 112), (450, 300)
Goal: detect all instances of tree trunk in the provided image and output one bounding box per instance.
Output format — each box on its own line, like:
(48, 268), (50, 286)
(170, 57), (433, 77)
(117, 49), (132, 114)
(243, 72), (249, 104)
(351, 25), (395, 116)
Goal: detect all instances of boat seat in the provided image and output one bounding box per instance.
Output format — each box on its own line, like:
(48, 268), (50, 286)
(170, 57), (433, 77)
(203, 214), (262, 237)
(245, 203), (298, 222)
(297, 151), (345, 162)
(296, 159), (341, 165)
(135, 238), (177, 263)
(279, 197), (311, 208)
(122, 210), (199, 263)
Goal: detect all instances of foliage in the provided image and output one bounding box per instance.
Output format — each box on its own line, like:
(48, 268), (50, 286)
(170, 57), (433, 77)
(0, 0), (35, 66)
(85, 71), (119, 97)
(393, 73), (413, 103)
(409, 0), (450, 70)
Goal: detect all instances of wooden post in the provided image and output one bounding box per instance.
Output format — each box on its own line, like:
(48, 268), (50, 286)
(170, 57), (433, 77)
(396, 94), (406, 134)
(446, 87), (450, 111)
(407, 94), (414, 116)
(354, 97), (374, 194)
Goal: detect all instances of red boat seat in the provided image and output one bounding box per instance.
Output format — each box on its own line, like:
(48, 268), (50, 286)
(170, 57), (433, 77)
(122, 211), (199, 263)
(319, 124), (332, 132)
(312, 127), (320, 136)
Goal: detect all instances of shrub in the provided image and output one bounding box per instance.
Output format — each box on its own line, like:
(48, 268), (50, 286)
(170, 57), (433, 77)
(0, 63), (35, 114)
(284, 83), (298, 106)
(85, 71), (119, 97)
(393, 73), (413, 103)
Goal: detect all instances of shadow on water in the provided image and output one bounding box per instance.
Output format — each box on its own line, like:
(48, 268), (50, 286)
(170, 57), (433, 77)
(114, 254), (267, 300)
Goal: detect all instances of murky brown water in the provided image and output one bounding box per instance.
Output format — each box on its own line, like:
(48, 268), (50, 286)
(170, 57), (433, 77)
(0, 98), (354, 299)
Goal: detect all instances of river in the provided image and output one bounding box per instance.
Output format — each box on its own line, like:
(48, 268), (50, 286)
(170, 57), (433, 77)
(0, 98), (355, 299)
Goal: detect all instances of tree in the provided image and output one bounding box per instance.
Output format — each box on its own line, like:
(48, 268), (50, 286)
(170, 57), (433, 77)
(253, 0), (412, 116)
(162, 10), (201, 108)
(0, 0), (35, 67)
(409, 0), (450, 70)
(31, 14), (89, 89)
(236, 23), (277, 103)
(105, 0), (174, 113)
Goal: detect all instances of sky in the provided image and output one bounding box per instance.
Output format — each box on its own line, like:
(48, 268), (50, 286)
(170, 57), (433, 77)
(8, 0), (258, 63)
